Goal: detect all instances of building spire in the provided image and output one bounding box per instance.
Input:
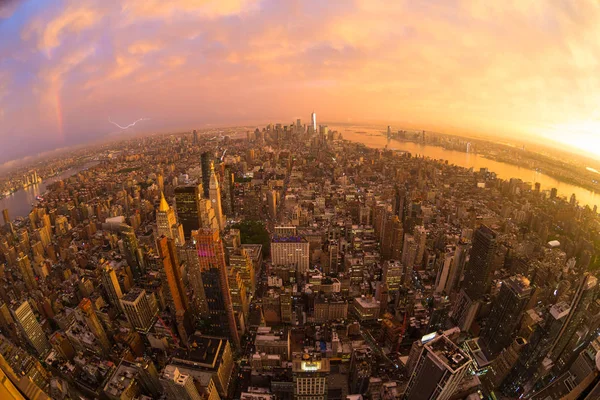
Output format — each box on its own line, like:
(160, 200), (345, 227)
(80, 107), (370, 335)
(159, 191), (170, 212)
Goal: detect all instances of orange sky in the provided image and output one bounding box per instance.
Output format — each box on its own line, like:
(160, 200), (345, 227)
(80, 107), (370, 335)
(1, 0), (600, 163)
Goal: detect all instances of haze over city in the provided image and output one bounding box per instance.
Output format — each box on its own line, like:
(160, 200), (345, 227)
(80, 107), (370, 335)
(2, 0), (600, 164)
(2, 2), (600, 400)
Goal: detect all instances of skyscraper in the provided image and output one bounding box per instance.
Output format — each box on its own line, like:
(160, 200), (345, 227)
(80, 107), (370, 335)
(311, 112), (316, 132)
(193, 228), (240, 348)
(547, 273), (598, 370)
(121, 288), (157, 333)
(462, 225), (497, 301)
(479, 275), (531, 357)
(101, 262), (123, 312)
(404, 335), (471, 400)
(174, 185), (202, 239)
(79, 298), (111, 354)
(16, 252), (37, 291)
(156, 192), (183, 243)
(222, 165), (235, 216)
(201, 152), (212, 198)
(12, 300), (50, 356)
(157, 236), (189, 314)
(209, 162), (225, 231)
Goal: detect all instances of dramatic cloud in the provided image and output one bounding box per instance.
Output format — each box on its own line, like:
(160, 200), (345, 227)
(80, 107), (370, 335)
(1, 0), (600, 163)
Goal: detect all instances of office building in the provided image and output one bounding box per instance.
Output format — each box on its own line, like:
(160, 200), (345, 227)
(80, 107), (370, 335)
(12, 301), (50, 357)
(229, 247), (256, 295)
(311, 112), (317, 133)
(208, 162), (225, 231)
(160, 365), (202, 400)
(404, 335), (471, 400)
(349, 346), (373, 395)
(157, 236), (189, 314)
(101, 262), (124, 312)
(79, 298), (111, 353)
(121, 288), (157, 333)
(547, 273), (598, 370)
(462, 225), (497, 301)
(157, 192), (184, 244)
(271, 236), (309, 274)
(201, 152), (212, 198)
(175, 184), (202, 239)
(480, 275), (531, 357)
(17, 252), (37, 291)
(194, 228), (240, 348)
(222, 165), (235, 216)
(293, 353), (329, 400)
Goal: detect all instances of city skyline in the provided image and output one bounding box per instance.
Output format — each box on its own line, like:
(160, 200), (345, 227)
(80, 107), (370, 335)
(2, 0), (600, 164)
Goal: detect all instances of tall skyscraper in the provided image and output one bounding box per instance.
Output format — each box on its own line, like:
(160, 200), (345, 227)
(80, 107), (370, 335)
(311, 112), (317, 132)
(101, 262), (123, 312)
(193, 228), (240, 348)
(209, 162), (225, 231)
(404, 335), (471, 400)
(174, 185), (202, 239)
(121, 288), (157, 332)
(222, 165), (235, 216)
(79, 298), (111, 353)
(156, 192), (183, 243)
(16, 252), (37, 291)
(157, 236), (189, 314)
(200, 152), (212, 198)
(462, 225), (497, 301)
(479, 275), (531, 357)
(12, 300), (50, 356)
(547, 273), (598, 370)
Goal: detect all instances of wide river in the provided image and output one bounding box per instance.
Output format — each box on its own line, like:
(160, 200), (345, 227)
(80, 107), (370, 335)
(341, 129), (600, 210)
(0, 162), (98, 221)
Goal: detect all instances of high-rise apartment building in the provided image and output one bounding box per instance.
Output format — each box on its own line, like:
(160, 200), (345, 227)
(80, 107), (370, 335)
(121, 288), (157, 333)
(404, 335), (471, 400)
(12, 300), (50, 356)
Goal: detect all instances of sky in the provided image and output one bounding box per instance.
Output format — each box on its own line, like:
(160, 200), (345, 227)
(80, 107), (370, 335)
(1, 0), (600, 165)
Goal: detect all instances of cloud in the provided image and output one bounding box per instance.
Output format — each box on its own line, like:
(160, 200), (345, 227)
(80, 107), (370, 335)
(0, 0), (22, 19)
(22, 5), (104, 56)
(3, 0), (600, 163)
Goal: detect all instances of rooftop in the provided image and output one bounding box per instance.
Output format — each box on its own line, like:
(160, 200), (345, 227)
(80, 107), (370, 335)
(426, 335), (471, 372)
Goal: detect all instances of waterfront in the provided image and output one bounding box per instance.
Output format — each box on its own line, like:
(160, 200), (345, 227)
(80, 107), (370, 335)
(0, 162), (98, 220)
(340, 128), (600, 210)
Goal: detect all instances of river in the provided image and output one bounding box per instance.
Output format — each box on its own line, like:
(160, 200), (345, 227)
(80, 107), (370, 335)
(340, 129), (600, 210)
(0, 162), (98, 221)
